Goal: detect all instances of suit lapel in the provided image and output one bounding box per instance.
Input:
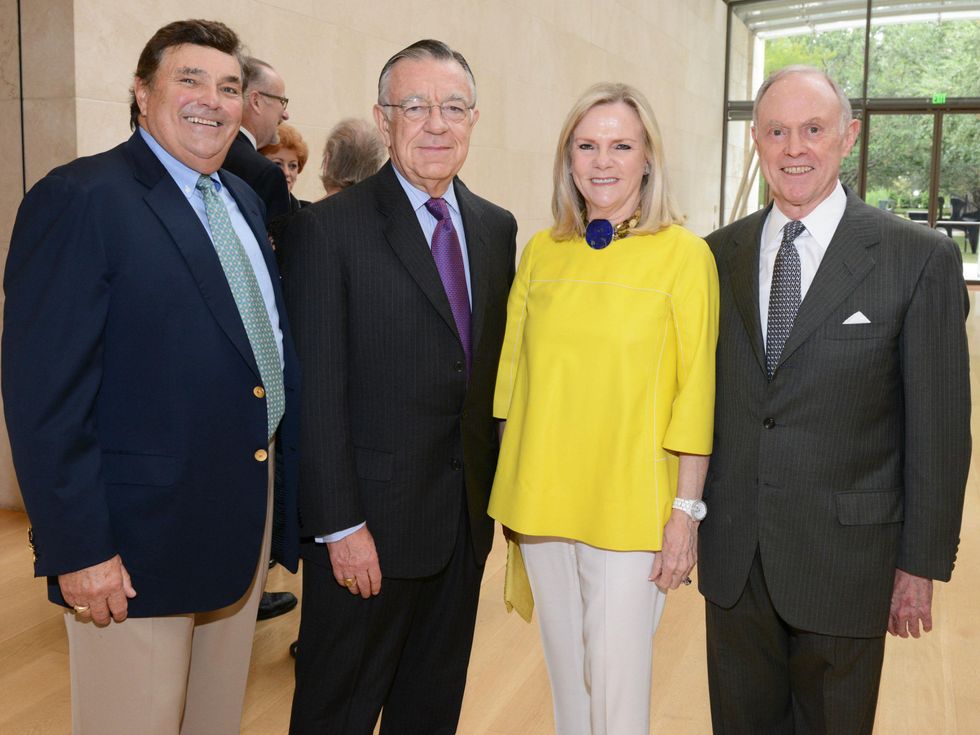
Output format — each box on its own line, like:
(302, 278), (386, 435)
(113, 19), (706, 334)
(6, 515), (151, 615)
(726, 208), (768, 376)
(125, 132), (261, 379)
(455, 179), (489, 356)
(777, 192), (879, 370)
(374, 164), (461, 342)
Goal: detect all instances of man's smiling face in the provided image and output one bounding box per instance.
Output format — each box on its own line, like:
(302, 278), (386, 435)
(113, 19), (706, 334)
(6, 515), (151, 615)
(135, 43), (244, 174)
(752, 71), (860, 219)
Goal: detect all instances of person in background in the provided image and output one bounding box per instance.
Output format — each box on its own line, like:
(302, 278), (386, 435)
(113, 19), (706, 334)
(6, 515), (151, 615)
(319, 117), (387, 198)
(2, 19), (299, 734)
(225, 56), (297, 620)
(261, 122), (310, 258)
(261, 122), (309, 200)
(700, 66), (970, 734)
(223, 56), (291, 222)
(488, 82), (719, 735)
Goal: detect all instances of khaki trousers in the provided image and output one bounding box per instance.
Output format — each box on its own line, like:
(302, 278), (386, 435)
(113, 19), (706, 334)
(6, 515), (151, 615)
(64, 452), (274, 735)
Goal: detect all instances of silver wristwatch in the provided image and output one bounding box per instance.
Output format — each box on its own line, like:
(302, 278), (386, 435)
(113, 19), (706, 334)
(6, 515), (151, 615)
(672, 497), (707, 521)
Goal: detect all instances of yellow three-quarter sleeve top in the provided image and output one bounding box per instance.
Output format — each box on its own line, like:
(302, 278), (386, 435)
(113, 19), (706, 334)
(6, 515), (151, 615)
(488, 225), (719, 551)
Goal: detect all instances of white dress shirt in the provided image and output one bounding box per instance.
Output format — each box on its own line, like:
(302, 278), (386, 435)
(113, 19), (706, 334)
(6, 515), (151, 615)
(759, 181), (847, 347)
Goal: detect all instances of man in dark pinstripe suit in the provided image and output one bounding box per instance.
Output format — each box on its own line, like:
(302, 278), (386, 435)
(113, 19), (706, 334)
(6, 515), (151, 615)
(281, 40), (517, 734)
(700, 66), (970, 734)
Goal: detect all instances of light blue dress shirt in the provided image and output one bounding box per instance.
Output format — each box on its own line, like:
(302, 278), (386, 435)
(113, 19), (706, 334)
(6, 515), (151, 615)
(317, 166), (473, 544)
(392, 164), (473, 307)
(138, 127), (284, 367)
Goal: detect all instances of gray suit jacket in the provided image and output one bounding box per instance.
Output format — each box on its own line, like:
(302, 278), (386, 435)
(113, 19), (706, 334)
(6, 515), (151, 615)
(699, 190), (971, 637)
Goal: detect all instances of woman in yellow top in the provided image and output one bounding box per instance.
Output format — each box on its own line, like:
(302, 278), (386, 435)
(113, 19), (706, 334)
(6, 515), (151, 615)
(488, 82), (719, 735)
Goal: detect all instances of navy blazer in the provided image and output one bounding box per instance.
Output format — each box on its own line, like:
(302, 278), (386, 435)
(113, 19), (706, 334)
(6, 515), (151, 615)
(2, 130), (300, 616)
(222, 131), (291, 222)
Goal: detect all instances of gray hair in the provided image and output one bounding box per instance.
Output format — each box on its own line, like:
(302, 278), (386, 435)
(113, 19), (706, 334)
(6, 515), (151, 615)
(377, 39), (476, 106)
(243, 57), (274, 92)
(753, 65), (853, 133)
(320, 118), (387, 192)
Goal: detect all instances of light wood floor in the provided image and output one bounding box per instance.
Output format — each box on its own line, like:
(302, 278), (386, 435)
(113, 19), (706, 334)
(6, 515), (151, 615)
(2, 293), (979, 734)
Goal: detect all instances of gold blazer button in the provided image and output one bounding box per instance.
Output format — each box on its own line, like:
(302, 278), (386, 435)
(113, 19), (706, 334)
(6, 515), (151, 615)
(253, 386), (266, 398)
(254, 449), (269, 462)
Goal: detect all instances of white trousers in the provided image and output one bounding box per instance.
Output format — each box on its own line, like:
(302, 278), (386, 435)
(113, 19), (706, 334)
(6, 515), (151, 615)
(519, 535), (667, 735)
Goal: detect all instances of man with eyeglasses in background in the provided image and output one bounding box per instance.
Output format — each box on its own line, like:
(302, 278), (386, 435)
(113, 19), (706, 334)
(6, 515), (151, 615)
(223, 55), (297, 622)
(224, 56), (292, 227)
(280, 38), (517, 734)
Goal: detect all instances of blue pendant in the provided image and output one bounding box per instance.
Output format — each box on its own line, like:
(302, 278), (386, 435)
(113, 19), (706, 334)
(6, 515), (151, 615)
(585, 219), (614, 249)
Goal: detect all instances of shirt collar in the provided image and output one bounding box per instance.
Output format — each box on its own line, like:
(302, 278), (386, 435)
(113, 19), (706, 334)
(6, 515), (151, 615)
(391, 164), (460, 217)
(138, 126), (226, 198)
(239, 127), (258, 149)
(766, 180), (847, 252)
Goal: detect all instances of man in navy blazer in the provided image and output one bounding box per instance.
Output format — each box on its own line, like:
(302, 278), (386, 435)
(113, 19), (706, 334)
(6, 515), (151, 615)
(2, 19), (298, 735)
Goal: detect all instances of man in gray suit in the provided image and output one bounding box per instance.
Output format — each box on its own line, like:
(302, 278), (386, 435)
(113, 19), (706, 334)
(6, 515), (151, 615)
(700, 66), (970, 734)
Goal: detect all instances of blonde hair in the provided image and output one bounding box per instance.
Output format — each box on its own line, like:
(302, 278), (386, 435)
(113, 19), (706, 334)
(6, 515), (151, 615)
(551, 82), (683, 241)
(259, 123), (309, 172)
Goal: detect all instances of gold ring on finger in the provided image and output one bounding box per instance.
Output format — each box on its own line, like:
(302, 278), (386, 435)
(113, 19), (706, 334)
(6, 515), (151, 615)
(73, 604), (90, 613)
(343, 577), (357, 589)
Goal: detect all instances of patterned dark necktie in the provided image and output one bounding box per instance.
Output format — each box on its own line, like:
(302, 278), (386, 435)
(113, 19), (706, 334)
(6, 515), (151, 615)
(766, 219), (805, 381)
(424, 197), (472, 370)
(196, 174), (285, 438)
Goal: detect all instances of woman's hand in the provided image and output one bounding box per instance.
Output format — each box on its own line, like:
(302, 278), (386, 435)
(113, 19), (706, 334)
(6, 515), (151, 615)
(650, 453), (709, 592)
(650, 512), (698, 592)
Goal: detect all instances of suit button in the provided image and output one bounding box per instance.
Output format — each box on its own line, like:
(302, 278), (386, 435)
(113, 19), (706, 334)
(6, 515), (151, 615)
(451, 458), (461, 470)
(763, 417), (776, 429)
(254, 449), (269, 462)
(453, 360), (464, 373)
(253, 386), (266, 398)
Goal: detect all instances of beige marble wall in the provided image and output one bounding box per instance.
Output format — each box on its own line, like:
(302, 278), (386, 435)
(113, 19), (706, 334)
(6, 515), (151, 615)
(0, 0), (20, 510)
(0, 0), (729, 509)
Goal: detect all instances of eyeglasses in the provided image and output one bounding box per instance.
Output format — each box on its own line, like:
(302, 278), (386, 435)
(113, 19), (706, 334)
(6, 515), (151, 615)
(380, 101), (473, 123)
(257, 91), (289, 111)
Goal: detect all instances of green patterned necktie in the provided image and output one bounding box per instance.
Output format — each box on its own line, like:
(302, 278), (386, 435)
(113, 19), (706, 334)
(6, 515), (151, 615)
(196, 174), (285, 439)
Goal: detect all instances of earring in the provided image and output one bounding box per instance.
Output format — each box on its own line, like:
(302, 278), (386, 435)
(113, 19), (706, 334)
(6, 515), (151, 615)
(644, 164), (651, 175)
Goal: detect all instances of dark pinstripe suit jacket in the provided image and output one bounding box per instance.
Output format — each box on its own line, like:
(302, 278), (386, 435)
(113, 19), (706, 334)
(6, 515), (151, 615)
(279, 162), (517, 577)
(699, 190), (971, 637)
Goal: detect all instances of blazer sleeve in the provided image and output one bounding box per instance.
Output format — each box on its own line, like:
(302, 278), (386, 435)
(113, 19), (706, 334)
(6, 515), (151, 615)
(2, 175), (117, 576)
(279, 207), (364, 536)
(897, 237), (971, 580)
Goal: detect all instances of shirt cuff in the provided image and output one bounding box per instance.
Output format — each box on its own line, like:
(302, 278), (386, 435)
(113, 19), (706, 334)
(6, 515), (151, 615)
(315, 522), (366, 544)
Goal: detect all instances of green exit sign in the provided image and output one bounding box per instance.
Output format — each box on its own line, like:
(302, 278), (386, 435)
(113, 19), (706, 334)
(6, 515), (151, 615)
(932, 93), (947, 104)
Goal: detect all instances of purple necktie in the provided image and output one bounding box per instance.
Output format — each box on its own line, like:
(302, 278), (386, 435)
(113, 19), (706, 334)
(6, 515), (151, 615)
(425, 197), (472, 369)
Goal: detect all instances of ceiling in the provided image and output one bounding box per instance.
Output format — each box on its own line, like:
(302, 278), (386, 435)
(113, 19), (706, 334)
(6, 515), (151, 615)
(728, 0), (980, 38)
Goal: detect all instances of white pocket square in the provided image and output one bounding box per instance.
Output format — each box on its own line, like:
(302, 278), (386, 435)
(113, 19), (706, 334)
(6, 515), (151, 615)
(842, 311), (871, 325)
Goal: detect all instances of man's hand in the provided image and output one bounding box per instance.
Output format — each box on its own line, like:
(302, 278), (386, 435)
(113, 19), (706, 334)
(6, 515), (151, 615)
(59, 554), (137, 626)
(650, 512), (697, 592)
(888, 568), (933, 638)
(327, 525), (382, 598)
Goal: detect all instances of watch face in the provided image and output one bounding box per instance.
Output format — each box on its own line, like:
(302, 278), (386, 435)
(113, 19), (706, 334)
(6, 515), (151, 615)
(692, 501), (707, 521)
